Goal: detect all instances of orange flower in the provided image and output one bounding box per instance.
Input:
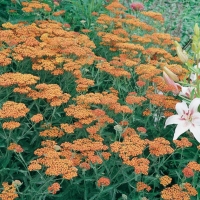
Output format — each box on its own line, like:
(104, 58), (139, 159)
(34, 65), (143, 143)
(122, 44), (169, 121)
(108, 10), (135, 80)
(143, 109), (151, 116)
(0, 72), (39, 87)
(136, 80), (146, 87)
(40, 127), (65, 138)
(0, 182), (18, 200)
(126, 93), (147, 105)
(0, 101), (29, 119)
(136, 182), (151, 192)
(101, 152), (111, 160)
(160, 175), (172, 187)
(79, 162), (91, 170)
(161, 184), (189, 200)
(28, 161), (42, 171)
(187, 161), (200, 172)
(161, 183), (197, 200)
(48, 183), (61, 194)
(2, 121), (20, 130)
(30, 114), (43, 123)
(60, 123), (75, 134)
(53, 10), (65, 16)
(7, 143), (23, 153)
(148, 137), (174, 156)
(137, 127), (147, 133)
(97, 177), (110, 187)
(182, 167), (194, 178)
(184, 183), (197, 196)
(173, 137), (192, 148)
(141, 11), (164, 22)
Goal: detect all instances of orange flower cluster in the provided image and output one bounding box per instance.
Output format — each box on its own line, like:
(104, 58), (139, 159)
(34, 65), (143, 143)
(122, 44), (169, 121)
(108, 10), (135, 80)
(161, 183), (197, 200)
(141, 11), (164, 22)
(127, 157), (150, 175)
(30, 114), (43, 123)
(7, 143), (23, 153)
(95, 0), (187, 119)
(0, 182), (18, 200)
(0, 49), (12, 66)
(0, 20), (98, 93)
(21, 1), (51, 13)
(60, 123), (75, 134)
(148, 137), (174, 156)
(79, 162), (91, 170)
(135, 64), (162, 81)
(0, 73), (39, 87)
(125, 15), (154, 31)
(29, 141), (78, 180)
(136, 182), (151, 192)
(126, 92), (147, 105)
(48, 182), (61, 194)
(96, 61), (131, 79)
(63, 89), (131, 130)
(28, 84), (71, 106)
(53, 10), (65, 16)
(137, 127), (147, 133)
(97, 177), (110, 187)
(146, 90), (179, 111)
(2, 121), (20, 130)
(173, 137), (192, 148)
(187, 161), (200, 172)
(160, 175), (172, 187)
(182, 167), (194, 178)
(39, 126), (65, 138)
(0, 101), (29, 119)
(111, 128), (149, 174)
(28, 160), (42, 171)
(31, 136), (110, 178)
(61, 138), (108, 165)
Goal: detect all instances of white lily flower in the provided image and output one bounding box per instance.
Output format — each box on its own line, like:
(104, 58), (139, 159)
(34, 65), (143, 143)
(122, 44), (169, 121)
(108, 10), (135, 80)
(165, 98), (200, 142)
(179, 86), (196, 98)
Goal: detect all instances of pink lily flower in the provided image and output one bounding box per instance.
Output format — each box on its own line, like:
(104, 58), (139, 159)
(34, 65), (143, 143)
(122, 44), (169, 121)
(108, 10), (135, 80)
(165, 98), (200, 142)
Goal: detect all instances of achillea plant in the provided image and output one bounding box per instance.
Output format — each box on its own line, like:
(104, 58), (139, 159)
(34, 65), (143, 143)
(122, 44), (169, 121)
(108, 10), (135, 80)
(0, 0), (200, 199)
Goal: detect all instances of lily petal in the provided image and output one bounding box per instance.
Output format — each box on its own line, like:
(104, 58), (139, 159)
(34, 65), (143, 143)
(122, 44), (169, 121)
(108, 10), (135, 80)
(189, 98), (200, 113)
(179, 86), (195, 98)
(175, 101), (188, 115)
(173, 122), (190, 140)
(192, 112), (200, 125)
(165, 115), (181, 127)
(190, 125), (200, 142)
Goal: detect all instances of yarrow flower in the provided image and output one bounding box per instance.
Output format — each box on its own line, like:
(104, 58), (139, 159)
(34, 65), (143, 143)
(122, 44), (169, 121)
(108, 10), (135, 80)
(165, 98), (200, 142)
(97, 177), (110, 187)
(130, 2), (144, 11)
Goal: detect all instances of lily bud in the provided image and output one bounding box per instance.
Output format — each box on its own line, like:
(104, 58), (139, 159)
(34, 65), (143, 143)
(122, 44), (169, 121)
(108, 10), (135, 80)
(163, 71), (180, 95)
(194, 23), (199, 36)
(163, 66), (179, 82)
(176, 46), (189, 63)
(192, 43), (197, 52)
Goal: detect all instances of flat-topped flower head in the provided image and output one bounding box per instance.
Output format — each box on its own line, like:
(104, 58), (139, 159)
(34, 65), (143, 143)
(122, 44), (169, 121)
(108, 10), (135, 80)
(165, 98), (200, 142)
(130, 2), (144, 11)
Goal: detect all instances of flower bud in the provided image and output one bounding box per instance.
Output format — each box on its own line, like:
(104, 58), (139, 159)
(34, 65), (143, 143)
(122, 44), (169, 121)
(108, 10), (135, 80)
(192, 43), (197, 52)
(176, 45), (189, 63)
(193, 35), (198, 43)
(194, 23), (199, 36)
(163, 67), (179, 82)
